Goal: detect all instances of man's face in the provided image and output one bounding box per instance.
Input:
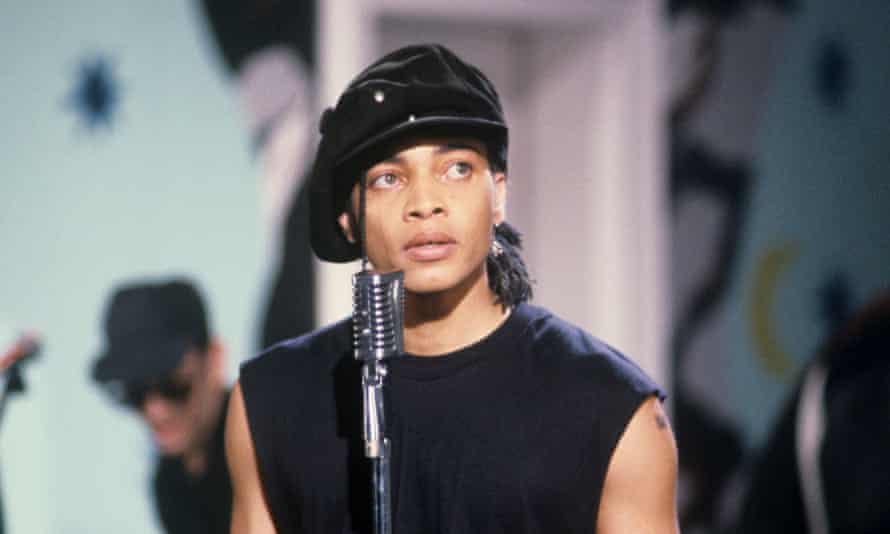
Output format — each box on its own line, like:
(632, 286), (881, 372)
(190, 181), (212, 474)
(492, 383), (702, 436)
(338, 136), (506, 296)
(136, 348), (220, 457)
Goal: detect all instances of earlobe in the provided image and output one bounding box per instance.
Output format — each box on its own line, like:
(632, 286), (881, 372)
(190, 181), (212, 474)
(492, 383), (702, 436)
(337, 212), (356, 244)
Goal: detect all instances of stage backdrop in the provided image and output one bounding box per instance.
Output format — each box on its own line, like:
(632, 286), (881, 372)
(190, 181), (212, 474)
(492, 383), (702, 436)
(0, 2), (264, 533)
(669, 0), (890, 530)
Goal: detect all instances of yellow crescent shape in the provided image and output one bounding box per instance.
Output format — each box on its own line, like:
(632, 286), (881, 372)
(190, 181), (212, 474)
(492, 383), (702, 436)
(749, 243), (799, 380)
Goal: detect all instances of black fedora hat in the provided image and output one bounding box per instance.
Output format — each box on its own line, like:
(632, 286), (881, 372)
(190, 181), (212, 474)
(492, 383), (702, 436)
(91, 279), (210, 384)
(309, 43), (509, 263)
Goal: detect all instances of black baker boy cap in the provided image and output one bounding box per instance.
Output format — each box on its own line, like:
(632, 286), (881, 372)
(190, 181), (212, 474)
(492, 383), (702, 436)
(309, 43), (509, 263)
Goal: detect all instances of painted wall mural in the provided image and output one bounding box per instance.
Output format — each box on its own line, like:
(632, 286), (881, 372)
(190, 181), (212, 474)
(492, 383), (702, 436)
(199, 0), (318, 348)
(669, 0), (890, 531)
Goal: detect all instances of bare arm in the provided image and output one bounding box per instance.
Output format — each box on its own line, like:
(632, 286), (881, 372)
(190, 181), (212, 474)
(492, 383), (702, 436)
(226, 381), (277, 534)
(597, 396), (680, 534)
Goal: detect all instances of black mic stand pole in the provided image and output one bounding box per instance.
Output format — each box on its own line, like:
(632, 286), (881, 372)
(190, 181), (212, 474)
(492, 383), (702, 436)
(0, 335), (40, 534)
(0, 336), (39, 431)
(0, 368), (21, 432)
(0, 368), (20, 534)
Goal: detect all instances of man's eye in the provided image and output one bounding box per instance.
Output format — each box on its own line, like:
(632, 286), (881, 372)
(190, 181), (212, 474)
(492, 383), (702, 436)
(444, 161), (472, 180)
(369, 173), (399, 189)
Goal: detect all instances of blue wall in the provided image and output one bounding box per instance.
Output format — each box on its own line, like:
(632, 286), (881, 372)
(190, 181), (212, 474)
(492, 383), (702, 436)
(727, 0), (890, 447)
(1, 2), (262, 533)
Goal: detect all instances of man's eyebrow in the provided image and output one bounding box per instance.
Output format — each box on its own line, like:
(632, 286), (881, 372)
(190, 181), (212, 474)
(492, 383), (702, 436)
(369, 143), (481, 168)
(372, 154), (405, 167)
(435, 142), (482, 155)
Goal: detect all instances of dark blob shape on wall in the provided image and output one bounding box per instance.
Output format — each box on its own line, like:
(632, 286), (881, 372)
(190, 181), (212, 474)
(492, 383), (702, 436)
(669, 137), (750, 529)
(258, 179), (315, 348)
(815, 37), (852, 111)
(67, 55), (120, 131)
(667, 0), (796, 19)
(199, 0), (315, 73)
(199, 0), (317, 349)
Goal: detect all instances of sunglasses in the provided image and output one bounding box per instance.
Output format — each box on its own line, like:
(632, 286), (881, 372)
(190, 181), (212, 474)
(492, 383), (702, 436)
(108, 376), (194, 409)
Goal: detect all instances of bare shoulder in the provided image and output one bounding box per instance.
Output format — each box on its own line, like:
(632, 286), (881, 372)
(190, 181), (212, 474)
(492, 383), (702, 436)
(226, 381), (277, 534)
(597, 396), (680, 534)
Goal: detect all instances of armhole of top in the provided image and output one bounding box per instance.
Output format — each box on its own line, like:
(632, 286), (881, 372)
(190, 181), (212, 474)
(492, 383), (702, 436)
(239, 358), (291, 532)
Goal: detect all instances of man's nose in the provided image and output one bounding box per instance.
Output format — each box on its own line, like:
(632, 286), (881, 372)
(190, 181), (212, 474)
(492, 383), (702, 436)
(141, 392), (171, 420)
(404, 178), (447, 221)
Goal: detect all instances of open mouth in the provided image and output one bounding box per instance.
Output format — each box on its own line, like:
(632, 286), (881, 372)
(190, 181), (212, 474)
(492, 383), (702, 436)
(404, 232), (457, 261)
(405, 232), (456, 250)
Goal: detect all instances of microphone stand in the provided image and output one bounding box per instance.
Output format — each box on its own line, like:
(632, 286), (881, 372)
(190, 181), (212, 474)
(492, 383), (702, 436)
(352, 181), (404, 534)
(363, 352), (392, 534)
(0, 334), (40, 534)
(0, 369), (22, 432)
(353, 269), (403, 534)
(0, 335), (39, 431)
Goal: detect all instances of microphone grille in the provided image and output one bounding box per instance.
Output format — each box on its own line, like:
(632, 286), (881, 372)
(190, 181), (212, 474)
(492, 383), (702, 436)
(352, 270), (404, 360)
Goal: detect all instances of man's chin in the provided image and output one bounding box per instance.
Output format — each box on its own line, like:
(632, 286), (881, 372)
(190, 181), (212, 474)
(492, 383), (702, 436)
(404, 273), (454, 295)
(152, 431), (187, 457)
(404, 262), (486, 297)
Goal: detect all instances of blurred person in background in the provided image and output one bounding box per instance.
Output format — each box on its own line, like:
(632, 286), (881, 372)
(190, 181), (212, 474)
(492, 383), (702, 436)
(91, 278), (231, 534)
(732, 291), (890, 534)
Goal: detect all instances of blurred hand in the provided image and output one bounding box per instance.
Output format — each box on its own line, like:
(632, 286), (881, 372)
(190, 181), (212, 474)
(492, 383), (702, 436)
(1, 333), (40, 373)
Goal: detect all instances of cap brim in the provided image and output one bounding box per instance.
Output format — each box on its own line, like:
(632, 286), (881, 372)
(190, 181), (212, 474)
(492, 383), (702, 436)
(336, 115), (505, 168)
(310, 115), (507, 263)
(92, 336), (190, 384)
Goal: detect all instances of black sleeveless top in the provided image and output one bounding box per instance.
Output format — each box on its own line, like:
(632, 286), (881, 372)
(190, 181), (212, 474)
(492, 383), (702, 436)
(153, 392), (232, 534)
(240, 304), (662, 534)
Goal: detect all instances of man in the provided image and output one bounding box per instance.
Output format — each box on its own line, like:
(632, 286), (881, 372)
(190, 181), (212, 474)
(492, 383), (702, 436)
(227, 44), (679, 533)
(92, 278), (231, 534)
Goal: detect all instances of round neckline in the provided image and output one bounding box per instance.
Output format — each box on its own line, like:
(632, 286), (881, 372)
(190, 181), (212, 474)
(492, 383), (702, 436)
(388, 303), (527, 381)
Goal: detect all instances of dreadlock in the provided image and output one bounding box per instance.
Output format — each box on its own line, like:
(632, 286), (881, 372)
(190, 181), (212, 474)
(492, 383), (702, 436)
(487, 221), (533, 310)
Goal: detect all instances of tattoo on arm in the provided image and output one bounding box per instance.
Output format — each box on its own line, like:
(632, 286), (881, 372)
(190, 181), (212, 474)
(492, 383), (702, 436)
(655, 413), (669, 429)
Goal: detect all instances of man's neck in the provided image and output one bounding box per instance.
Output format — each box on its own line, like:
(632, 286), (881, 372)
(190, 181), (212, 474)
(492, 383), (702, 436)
(180, 386), (226, 477)
(403, 268), (509, 356)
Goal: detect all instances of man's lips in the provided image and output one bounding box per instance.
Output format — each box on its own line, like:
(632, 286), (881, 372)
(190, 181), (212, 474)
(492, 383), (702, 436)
(150, 421), (177, 437)
(151, 425), (179, 445)
(404, 231), (456, 249)
(403, 232), (457, 261)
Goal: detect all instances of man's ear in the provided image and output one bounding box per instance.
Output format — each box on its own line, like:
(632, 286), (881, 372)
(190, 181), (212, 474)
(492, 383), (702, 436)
(206, 337), (226, 383)
(493, 172), (507, 225)
(337, 212), (357, 244)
